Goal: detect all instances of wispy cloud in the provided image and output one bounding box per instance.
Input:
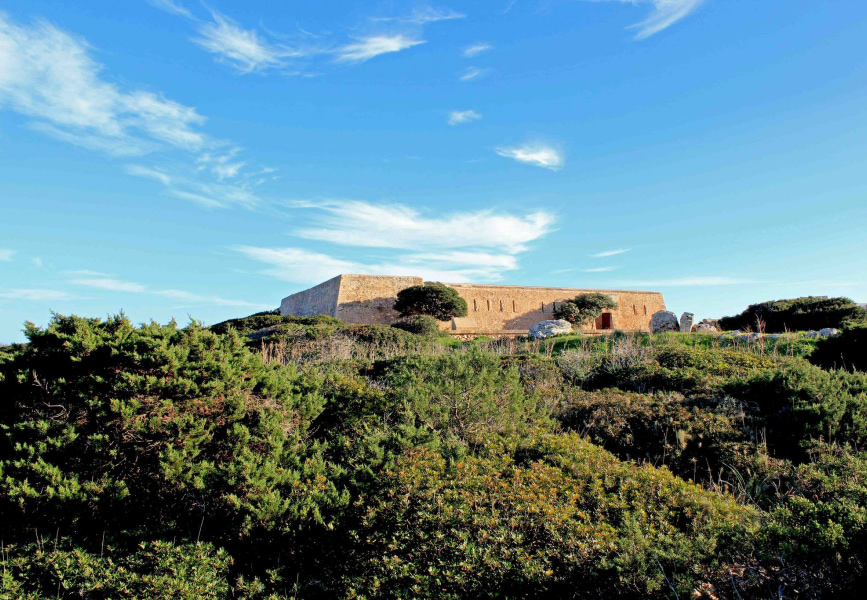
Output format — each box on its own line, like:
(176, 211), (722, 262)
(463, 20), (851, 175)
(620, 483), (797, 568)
(0, 249), (14, 261)
(71, 277), (147, 293)
(194, 11), (303, 73)
(147, 0), (193, 19)
(292, 199), (555, 253)
(0, 13), (266, 209)
(613, 276), (756, 287)
(583, 266), (618, 272)
(401, 6), (466, 25)
(70, 274), (266, 307)
(239, 200), (557, 284)
(496, 143), (564, 170)
(0, 289), (75, 301)
(448, 109), (481, 125)
(580, 0), (704, 40)
(236, 246), (522, 284)
(463, 43), (491, 57)
(591, 248), (630, 258)
(335, 34), (425, 63)
(459, 67), (487, 82)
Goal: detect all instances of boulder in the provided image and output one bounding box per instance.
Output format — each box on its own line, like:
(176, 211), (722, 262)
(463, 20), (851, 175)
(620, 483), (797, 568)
(529, 319), (572, 339)
(650, 311), (680, 333)
(692, 319), (720, 333)
(680, 312), (694, 333)
(819, 328), (840, 337)
(805, 331), (820, 339)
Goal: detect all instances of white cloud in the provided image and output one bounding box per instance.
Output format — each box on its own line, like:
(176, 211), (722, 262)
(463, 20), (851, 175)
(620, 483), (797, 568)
(448, 109), (481, 125)
(583, 266), (618, 272)
(0, 13), (266, 209)
(404, 6), (466, 24)
(459, 67), (487, 82)
(125, 164), (172, 186)
(582, 0), (704, 39)
(591, 248), (630, 258)
(148, 0), (193, 19)
(72, 277), (147, 293)
(463, 43), (491, 57)
(32, 257), (44, 269)
(194, 11), (301, 74)
(496, 143), (564, 170)
(335, 35), (425, 64)
(70, 274), (265, 307)
(0, 289), (74, 301)
(0, 249), (13, 261)
(0, 15), (207, 156)
(293, 199), (555, 253)
(614, 276), (755, 287)
(236, 246), (521, 284)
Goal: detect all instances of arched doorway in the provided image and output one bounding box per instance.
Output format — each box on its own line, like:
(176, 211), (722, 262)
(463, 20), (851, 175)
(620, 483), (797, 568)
(595, 312), (612, 330)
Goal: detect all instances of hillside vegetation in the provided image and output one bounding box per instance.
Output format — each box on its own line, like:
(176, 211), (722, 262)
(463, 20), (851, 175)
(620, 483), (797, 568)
(1, 312), (867, 598)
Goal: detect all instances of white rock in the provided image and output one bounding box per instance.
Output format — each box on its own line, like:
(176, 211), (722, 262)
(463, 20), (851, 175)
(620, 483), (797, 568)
(819, 328), (840, 337)
(680, 312), (695, 333)
(528, 319), (572, 339)
(650, 311), (680, 333)
(805, 331), (820, 338)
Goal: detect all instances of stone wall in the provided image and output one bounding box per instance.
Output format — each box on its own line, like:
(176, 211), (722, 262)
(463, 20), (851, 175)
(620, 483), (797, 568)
(335, 274), (424, 324)
(279, 275), (342, 317)
(280, 274), (666, 333)
(447, 283), (666, 333)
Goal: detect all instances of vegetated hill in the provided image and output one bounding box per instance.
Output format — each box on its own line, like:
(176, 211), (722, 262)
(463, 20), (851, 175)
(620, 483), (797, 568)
(1, 311), (867, 598)
(719, 296), (867, 333)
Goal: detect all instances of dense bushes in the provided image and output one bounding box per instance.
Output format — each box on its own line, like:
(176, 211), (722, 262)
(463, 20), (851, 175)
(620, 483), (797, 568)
(810, 323), (867, 372)
(391, 314), (441, 336)
(719, 296), (867, 333)
(4, 313), (867, 597)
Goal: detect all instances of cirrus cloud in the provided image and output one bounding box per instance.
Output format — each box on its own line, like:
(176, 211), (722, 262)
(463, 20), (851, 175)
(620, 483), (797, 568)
(496, 143), (564, 170)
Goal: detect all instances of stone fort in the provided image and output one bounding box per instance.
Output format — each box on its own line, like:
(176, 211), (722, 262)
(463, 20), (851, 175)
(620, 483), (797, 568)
(281, 274), (667, 335)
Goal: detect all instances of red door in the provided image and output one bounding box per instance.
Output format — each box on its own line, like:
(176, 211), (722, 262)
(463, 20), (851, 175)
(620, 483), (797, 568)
(595, 313), (612, 330)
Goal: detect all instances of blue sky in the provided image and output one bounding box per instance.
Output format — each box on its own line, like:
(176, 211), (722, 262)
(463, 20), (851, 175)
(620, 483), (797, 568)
(1, 0), (866, 342)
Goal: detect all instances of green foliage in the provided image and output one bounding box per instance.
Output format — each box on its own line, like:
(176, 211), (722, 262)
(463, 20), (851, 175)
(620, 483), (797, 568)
(339, 433), (757, 599)
(719, 296), (867, 333)
(810, 323), (867, 372)
(393, 282), (468, 321)
(391, 314), (441, 337)
(5, 313), (867, 598)
(0, 314), (345, 572)
(0, 541), (239, 599)
(210, 310), (343, 337)
(553, 292), (618, 326)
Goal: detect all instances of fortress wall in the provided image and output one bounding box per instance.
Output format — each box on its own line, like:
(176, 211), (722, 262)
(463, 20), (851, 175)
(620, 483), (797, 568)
(334, 274), (424, 325)
(281, 274), (666, 333)
(446, 284), (666, 332)
(280, 275), (342, 317)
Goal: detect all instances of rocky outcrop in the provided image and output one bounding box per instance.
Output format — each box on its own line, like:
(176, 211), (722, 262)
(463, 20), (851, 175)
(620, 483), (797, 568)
(529, 319), (572, 339)
(650, 311), (679, 333)
(806, 328), (840, 338)
(692, 319), (720, 333)
(679, 313), (694, 333)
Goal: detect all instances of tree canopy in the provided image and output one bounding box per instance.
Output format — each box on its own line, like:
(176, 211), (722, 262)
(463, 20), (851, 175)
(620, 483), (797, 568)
(719, 296), (867, 332)
(393, 282), (468, 321)
(553, 293), (618, 326)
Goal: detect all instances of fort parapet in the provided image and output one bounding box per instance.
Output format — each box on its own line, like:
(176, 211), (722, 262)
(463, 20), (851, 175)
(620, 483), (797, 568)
(280, 274), (667, 334)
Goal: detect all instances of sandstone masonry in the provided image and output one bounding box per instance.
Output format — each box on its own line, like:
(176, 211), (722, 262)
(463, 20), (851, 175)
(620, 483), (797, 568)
(280, 274), (667, 334)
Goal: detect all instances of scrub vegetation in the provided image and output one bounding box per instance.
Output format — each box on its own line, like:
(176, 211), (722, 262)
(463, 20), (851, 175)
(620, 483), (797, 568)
(2, 310), (867, 598)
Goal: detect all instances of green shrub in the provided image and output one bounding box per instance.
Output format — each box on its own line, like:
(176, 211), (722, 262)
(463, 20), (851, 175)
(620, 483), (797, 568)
(553, 292), (618, 326)
(810, 323), (867, 372)
(719, 296), (867, 333)
(210, 310), (342, 336)
(339, 432), (758, 599)
(391, 314), (441, 336)
(393, 282), (468, 321)
(0, 541), (236, 599)
(0, 314), (345, 549)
